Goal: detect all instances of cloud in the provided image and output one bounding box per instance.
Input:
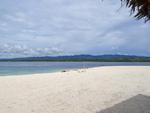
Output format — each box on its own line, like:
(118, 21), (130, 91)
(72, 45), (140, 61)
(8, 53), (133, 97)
(0, 0), (149, 58)
(0, 43), (62, 58)
(5, 13), (26, 23)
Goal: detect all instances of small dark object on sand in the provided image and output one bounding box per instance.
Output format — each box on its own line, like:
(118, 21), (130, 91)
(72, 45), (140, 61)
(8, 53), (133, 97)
(62, 70), (67, 72)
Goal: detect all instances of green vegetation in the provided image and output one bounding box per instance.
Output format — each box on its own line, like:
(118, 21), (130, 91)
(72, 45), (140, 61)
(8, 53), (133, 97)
(0, 55), (150, 62)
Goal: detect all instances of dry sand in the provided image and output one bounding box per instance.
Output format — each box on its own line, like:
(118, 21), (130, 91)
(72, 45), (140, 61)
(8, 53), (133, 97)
(0, 66), (150, 113)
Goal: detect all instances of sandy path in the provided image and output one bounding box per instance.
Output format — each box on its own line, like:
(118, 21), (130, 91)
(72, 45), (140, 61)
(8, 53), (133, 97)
(0, 66), (150, 113)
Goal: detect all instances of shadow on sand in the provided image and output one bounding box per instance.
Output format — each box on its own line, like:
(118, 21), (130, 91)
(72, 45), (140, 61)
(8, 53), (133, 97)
(96, 94), (150, 113)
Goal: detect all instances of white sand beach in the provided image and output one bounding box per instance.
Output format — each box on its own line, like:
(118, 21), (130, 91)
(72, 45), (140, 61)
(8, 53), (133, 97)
(0, 66), (150, 113)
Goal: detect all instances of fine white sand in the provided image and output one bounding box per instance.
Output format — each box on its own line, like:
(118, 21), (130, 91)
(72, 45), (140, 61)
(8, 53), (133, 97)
(0, 66), (150, 113)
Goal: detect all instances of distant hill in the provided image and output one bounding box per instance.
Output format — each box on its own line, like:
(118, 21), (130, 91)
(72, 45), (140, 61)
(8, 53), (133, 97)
(0, 55), (150, 62)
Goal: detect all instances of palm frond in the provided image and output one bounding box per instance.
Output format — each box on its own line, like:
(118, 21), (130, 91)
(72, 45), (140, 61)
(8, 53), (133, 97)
(121, 0), (150, 22)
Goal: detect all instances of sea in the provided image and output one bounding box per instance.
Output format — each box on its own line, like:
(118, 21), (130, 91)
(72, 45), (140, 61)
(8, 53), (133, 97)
(0, 62), (150, 76)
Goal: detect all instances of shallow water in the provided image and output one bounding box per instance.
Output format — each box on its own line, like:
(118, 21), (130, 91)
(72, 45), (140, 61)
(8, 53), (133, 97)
(0, 62), (150, 76)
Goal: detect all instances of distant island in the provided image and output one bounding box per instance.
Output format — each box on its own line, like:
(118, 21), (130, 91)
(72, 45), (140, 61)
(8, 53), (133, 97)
(0, 55), (150, 62)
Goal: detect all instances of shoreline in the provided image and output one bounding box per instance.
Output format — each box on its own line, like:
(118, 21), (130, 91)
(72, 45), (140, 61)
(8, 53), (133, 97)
(0, 66), (150, 113)
(0, 65), (150, 77)
(1, 62), (150, 76)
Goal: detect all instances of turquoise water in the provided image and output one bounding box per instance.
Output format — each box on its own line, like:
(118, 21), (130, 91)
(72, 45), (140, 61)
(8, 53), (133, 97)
(0, 62), (150, 76)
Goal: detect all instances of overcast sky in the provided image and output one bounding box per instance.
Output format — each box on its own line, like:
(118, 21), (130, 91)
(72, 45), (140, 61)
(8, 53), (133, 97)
(0, 0), (150, 58)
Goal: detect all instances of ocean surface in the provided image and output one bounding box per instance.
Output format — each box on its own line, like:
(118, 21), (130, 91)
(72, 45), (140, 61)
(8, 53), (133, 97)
(0, 62), (150, 76)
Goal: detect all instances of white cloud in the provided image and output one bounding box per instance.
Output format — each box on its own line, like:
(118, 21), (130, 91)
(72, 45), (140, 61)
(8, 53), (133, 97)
(0, 0), (149, 58)
(0, 43), (62, 58)
(5, 13), (26, 23)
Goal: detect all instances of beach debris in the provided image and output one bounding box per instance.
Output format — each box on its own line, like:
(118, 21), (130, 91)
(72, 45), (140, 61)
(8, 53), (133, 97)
(62, 70), (67, 72)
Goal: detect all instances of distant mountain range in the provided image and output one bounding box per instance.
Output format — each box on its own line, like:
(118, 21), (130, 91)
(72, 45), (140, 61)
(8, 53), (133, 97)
(0, 54), (150, 62)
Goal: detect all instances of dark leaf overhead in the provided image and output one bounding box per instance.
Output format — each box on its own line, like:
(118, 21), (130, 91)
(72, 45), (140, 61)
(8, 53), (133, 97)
(121, 0), (150, 22)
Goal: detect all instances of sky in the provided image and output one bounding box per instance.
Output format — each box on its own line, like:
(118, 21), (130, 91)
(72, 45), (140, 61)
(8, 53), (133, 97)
(0, 0), (150, 58)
